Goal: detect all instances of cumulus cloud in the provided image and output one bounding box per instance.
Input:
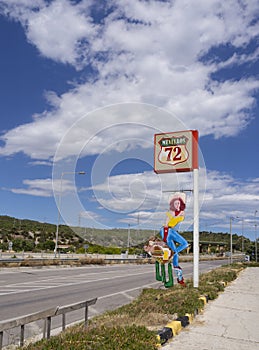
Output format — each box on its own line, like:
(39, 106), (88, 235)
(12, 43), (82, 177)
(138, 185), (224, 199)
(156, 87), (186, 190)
(7, 177), (77, 197)
(0, 0), (258, 160)
(0, 0), (97, 68)
(198, 171), (259, 231)
(9, 178), (54, 197)
(25, 0), (97, 68)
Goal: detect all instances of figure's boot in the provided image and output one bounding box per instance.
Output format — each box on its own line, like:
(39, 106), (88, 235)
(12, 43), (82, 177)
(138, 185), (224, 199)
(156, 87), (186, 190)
(177, 277), (186, 286)
(174, 266), (186, 287)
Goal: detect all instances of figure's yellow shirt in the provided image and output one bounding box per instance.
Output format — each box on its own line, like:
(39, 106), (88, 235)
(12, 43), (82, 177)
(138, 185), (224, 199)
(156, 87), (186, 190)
(166, 212), (184, 228)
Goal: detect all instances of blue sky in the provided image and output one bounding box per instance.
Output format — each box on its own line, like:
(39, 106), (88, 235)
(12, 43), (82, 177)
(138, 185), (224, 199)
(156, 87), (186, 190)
(0, 0), (259, 242)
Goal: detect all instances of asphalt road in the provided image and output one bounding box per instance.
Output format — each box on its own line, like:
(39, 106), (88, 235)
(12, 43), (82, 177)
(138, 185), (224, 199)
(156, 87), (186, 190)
(0, 259), (228, 347)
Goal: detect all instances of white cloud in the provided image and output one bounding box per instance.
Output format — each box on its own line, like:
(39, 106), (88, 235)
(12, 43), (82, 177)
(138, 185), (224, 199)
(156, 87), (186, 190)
(0, 0), (44, 11)
(89, 171), (162, 213)
(79, 210), (102, 222)
(25, 0), (97, 68)
(198, 171), (259, 233)
(9, 178), (53, 197)
(0, 0), (258, 161)
(28, 160), (53, 166)
(7, 177), (76, 197)
(0, 0), (97, 68)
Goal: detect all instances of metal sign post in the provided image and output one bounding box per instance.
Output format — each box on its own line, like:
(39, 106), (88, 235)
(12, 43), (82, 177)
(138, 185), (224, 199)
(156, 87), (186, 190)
(154, 130), (199, 287)
(193, 167), (199, 287)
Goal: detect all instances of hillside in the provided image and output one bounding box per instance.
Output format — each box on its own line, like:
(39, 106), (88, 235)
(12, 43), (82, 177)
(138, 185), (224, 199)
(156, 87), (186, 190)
(0, 215), (253, 254)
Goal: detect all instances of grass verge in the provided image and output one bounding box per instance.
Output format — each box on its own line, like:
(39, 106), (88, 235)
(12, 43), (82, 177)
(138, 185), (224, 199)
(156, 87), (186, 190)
(20, 262), (258, 350)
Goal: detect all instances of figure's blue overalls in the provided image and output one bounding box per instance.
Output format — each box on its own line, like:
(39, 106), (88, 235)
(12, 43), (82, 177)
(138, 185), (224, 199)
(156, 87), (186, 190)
(159, 226), (188, 267)
(159, 212), (188, 284)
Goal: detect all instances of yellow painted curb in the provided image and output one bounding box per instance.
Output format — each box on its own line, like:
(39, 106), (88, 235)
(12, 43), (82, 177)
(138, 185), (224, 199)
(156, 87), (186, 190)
(166, 320), (182, 335)
(185, 312), (194, 323)
(199, 295), (207, 305)
(156, 334), (162, 348)
(157, 294), (209, 347)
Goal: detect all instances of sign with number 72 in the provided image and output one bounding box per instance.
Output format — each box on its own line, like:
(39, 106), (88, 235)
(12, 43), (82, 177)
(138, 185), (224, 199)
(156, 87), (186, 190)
(154, 130), (198, 173)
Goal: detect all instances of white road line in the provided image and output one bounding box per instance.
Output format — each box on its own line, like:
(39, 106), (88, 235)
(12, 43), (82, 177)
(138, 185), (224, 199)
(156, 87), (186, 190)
(0, 290), (17, 295)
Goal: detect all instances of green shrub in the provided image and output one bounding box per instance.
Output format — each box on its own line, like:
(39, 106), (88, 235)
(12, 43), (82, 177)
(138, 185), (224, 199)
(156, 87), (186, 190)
(21, 325), (157, 350)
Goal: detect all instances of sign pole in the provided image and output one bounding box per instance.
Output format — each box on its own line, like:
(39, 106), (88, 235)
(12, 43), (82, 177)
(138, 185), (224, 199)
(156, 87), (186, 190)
(193, 168), (199, 287)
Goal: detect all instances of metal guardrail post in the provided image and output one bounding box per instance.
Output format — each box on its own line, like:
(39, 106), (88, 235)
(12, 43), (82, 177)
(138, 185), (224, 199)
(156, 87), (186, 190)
(62, 314), (66, 331)
(43, 319), (46, 339)
(84, 303), (89, 328)
(20, 324), (25, 347)
(46, 316), (51, 339)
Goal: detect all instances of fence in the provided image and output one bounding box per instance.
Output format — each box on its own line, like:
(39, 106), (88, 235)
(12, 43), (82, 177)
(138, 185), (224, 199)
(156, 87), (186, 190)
(0, 297), (97, 349)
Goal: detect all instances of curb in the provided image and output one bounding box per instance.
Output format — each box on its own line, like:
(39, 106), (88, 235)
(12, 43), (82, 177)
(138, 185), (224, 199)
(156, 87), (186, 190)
(157, 295), (209, 346)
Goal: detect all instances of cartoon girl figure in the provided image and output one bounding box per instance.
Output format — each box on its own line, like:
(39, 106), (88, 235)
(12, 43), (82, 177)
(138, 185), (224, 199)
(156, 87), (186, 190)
(159, 193), (188, 285)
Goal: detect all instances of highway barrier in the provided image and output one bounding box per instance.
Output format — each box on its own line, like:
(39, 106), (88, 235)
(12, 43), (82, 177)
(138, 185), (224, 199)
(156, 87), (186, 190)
(0, 297), (97, 349)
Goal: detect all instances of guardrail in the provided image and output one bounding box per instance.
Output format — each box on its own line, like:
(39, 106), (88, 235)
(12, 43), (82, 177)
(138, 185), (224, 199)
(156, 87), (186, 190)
(0, 297), (97, 349)
(0, 252), (139, 260)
